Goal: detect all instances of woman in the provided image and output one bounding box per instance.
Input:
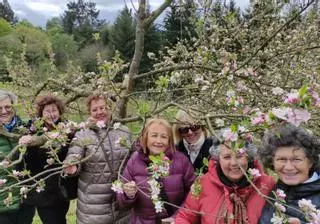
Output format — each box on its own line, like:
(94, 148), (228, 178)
(175, 139), (275, 223)
(259, 125), (320, 224)
(117, 118), (196, 224)
(173, 110), (217, 174)
(0, 90), (26, 224)
(63, 94), (132, 224)
(18, 94), (71, 224)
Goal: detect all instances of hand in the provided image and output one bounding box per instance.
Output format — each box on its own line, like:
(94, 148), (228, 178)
(19, 135), (34, 145)
(288, 217), (300, 224)
(63, 165), (78, 175)
(161, 217), (175, 224)
(123, 181), (137, 199)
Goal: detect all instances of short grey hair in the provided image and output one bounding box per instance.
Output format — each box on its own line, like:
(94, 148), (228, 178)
(0, 90), (17, 104)
(210, 142), (258, 162)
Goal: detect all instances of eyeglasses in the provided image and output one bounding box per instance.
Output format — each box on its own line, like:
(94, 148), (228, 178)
(0, 105), (13, 112)
(274, 157), (306, 166)
(178, 125), (202, 134)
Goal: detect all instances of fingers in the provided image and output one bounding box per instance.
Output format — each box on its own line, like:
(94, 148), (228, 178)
(123, 181), (137, 198)
(288, 218), (300, 224)
(19, 135), (33, 145)
(63, 165), (77, 175)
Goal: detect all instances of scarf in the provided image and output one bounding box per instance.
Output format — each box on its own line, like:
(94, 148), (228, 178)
(216, 163), (253, 224)
(183, 132), (205, 164)
(3, 116), (17, 132)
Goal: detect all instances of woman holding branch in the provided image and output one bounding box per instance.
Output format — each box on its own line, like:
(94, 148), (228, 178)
(117, 118), (195, 224)
(259, 125), (320, 224)
(63, 94), (132, 224)
(18, 94), (72, 224)
(175, 137), (275, 224)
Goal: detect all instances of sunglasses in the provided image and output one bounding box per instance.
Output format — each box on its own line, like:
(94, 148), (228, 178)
(178, 125), (202, 134)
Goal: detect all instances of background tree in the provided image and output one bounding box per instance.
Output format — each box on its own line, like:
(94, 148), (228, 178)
(0, 0), (17, 23)
(163, 0), (198, 47)
(61, 0), (105, 47)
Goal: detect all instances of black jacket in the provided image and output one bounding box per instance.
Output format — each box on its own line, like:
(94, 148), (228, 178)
(22, 120), (73, 207)
(176, 136), (217, 174)
(259, 176), (320, 224)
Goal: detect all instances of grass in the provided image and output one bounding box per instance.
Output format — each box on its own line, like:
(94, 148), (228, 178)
(32, 200), (77, 224)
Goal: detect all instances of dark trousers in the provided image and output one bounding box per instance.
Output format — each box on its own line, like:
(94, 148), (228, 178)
(18, 200), (70, 224)
(0, 211), (20, 224)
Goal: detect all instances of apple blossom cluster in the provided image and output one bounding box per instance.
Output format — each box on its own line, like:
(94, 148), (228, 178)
(271, 189), (320, 224)
(111, 153), (171, 213)
(247, 168), (261, 180)
(147, 153), (171, 213)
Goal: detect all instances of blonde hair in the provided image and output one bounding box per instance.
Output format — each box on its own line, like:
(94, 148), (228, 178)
(140, 118), (175, 154)
(173, 110), (208, 144)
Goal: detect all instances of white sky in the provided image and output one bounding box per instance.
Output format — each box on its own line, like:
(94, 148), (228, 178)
(3, 0), (250, 27)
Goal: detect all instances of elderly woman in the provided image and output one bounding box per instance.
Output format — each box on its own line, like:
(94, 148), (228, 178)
(175, 139), (275, 224)
(259, 126), (320, 224)
(63, 94), (132, 224)
(173, 110), (216, 173)
(18, 94), (71, 224)
(117, 118), (195, 223)
(0, 90), (25, 224)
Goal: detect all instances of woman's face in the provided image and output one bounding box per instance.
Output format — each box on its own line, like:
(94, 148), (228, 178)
(90, 99), (111, 123)
(147, 123), (170, 155)
(179, 125), (203, 144)
(219, 144), (249, 182)
(0, 98), (14, 125)
(42, 103), (60, 125)
(273, 146), (312, 185)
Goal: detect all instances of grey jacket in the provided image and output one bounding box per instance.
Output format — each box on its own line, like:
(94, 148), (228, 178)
(66, 124), (131, 224)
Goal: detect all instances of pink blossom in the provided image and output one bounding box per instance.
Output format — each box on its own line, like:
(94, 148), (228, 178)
(48, 132), (60, 139)
(276, 189), (286, 200)
(287, 108), (311, 127)
(284, 92), (300, 104)
(274, 202), (286, 212)
(244, 133), (253, 142)
(222, 129), (238, 142)
(251, 113), (266, 125)
(272, 108), (289, 121)
(243, 106), (251, 114)
(238, 148), (247, 155)
(0, 160), (10, 168)
(248, 168), (261, 179)
(0, 179), (7, 187)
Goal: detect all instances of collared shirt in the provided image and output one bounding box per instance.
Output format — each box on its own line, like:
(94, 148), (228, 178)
(183, 133), (205, 164)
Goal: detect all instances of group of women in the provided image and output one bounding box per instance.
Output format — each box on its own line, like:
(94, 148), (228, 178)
(1, 89), (320, 224)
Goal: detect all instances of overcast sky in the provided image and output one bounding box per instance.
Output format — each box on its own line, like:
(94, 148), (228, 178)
(4, 0), (250, 28)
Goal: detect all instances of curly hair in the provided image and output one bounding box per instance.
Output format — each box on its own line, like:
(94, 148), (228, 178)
(35, 95), (65, 118)
(86, 94), (110, 112)
(259, 125), (320, 172)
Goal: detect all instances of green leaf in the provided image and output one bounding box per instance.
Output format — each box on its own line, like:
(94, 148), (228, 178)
(298, 85), (308, 97)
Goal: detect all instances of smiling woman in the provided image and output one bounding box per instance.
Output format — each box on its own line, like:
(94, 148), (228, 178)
(259, 125), (320, 223)
(175, 137), (275, 224)
(116, 117), (195, 224)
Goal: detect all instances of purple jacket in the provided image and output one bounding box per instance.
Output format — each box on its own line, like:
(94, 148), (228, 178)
(117, 149), (196, 224)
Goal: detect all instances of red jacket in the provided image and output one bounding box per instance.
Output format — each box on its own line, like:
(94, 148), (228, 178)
(175, 160), (275, 224)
